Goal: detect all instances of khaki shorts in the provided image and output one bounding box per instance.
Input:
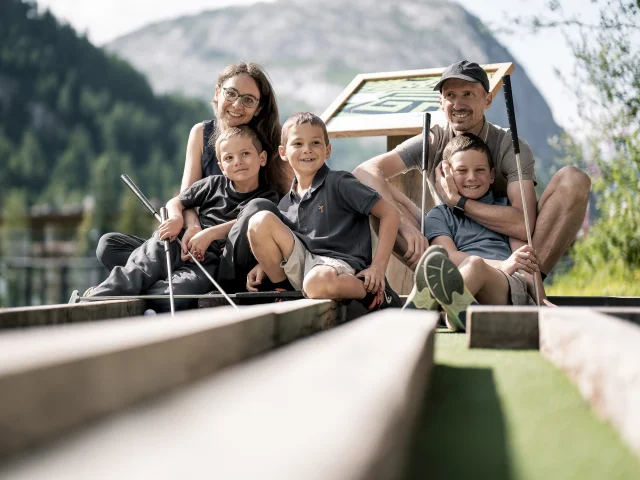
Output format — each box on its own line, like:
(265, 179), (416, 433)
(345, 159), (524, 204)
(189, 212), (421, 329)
(282, 233), (355, 292)
(503, 271), (536, 306)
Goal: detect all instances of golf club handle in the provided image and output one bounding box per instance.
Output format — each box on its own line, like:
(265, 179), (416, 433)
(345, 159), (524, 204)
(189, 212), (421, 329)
(502, 75), (520, 155)
(160, 207), (171, 253)
(121, 174), (162, 222)
(421, 112), (431, 172)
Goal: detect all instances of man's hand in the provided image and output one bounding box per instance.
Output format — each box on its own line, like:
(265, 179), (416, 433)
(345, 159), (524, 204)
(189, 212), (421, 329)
(356, 263), (385, 293)
(398, 218), (427, 270)
(499, 245), (539, 276)
(435, 161), (461, 207)
(158, 215), (184, 242)
(246, 264), (266, 292)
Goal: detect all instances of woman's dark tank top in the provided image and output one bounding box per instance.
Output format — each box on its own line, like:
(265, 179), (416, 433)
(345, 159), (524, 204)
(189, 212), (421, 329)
(201, 119), (223, 177)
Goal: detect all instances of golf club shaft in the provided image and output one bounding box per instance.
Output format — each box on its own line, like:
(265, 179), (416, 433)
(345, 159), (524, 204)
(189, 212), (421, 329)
(77, 291), (304, 301)
(421, 113), (431, 237)
(502, 75), (540, 305)
(160, 207), (176, 316)
(120, 174), (239, 310)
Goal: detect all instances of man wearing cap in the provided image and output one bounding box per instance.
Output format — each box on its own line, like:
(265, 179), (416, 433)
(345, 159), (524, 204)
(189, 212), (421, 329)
(353, 60), (591, 288)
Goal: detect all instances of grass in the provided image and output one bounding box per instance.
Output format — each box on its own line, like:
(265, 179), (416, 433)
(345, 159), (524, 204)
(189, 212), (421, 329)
(546, 262), (640, 297)
(406, 332), (640, 479)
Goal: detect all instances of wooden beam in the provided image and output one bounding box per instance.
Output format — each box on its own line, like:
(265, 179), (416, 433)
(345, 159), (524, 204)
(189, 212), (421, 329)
(0, 300), (145, 329)
(0, 300), (341, 457)
(467, 306), (540, 349)
(539, 308), (640, 458)
(1, 310), (438, 480)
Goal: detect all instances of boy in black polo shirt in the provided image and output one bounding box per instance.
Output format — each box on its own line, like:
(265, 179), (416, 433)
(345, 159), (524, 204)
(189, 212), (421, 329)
(245, 112), (402, 310)
(88, 126), (279, 311)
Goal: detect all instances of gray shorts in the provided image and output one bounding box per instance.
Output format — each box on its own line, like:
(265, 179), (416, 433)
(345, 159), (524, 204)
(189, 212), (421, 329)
(282, 233), (355, 292)
(503, 271), (536, 306)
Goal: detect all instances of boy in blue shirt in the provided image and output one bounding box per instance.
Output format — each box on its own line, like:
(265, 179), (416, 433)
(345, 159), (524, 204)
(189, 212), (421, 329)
(405, 134), (538, 330)
(246, 112), (401, 310)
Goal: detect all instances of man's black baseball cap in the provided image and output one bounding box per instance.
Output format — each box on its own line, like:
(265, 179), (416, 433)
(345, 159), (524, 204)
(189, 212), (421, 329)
(434, 60), (490, 93)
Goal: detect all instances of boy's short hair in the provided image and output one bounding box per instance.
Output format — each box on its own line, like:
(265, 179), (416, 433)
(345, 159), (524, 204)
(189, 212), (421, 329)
(281, 112), (330, 146)
(442, 133), (494, 169)
(215, 125), (263, 160)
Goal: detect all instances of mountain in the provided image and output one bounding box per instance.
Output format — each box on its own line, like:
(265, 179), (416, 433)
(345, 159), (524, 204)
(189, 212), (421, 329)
(106, 0), (562, 183)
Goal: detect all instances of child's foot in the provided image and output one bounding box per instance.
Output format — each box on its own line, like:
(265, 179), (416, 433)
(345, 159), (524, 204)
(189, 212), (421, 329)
(424, 251), (477, 331)
(403, 245), (448, 311)
(359, 281), (402, 312)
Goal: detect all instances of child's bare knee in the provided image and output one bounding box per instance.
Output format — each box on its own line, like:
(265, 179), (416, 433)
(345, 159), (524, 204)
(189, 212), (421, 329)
(248, 211), (278, 238)
(303, 268), (339, 298)
(462, 255), (487, 273)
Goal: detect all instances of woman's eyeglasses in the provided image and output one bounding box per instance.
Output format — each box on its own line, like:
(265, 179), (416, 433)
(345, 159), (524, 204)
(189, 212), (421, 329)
(221, 87), (260, 109)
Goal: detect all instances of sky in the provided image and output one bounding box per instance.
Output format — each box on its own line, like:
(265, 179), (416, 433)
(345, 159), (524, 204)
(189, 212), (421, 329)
(36, 0), (603, 132)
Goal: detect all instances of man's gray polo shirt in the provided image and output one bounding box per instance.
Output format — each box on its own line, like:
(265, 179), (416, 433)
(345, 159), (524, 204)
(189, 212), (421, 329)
(395, 119), (536, 198)
(424, 191), (512, 261)
(278, 164), (381, 271)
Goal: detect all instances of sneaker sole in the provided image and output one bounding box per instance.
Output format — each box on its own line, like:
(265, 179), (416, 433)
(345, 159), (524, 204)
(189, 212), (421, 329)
(424, 252), (476, 331)
(402, 245), (448, 311)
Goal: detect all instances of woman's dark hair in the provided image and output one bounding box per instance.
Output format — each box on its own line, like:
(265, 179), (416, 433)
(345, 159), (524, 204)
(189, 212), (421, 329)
(212, 62), (293, 195)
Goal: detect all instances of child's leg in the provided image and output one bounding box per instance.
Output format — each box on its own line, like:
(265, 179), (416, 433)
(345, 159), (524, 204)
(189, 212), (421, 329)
(457, 256), (510, 305)
(302, 266), (367, 300)
(89, 231), (182, 297)
(247, 211), (295, 283)
(146, 259), (218, 312)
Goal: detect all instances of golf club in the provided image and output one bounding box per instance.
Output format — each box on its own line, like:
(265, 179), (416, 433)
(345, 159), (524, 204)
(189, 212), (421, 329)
(160, 207), (176, 317)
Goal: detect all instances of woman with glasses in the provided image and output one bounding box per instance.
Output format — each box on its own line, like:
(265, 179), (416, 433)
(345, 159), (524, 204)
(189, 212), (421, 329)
(96, 62), (293, 294)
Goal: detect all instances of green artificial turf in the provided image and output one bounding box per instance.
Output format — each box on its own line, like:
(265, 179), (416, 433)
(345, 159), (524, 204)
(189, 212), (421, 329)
(406, 332), (640, 479)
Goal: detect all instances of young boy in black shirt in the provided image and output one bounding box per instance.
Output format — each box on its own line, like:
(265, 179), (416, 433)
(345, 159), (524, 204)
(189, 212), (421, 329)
(246, 112), (402, 310)
(89, 126), (279, 311)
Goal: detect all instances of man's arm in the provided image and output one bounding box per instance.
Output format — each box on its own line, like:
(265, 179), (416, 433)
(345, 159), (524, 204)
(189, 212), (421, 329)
(436, 161), (536, 242)
(353, 151), (427, 268)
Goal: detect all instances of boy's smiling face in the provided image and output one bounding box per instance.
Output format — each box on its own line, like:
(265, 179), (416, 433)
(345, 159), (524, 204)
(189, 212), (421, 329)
(217, 135), (266, 191)
(448, 149), (495, 200)
(279, 123), (331, 176)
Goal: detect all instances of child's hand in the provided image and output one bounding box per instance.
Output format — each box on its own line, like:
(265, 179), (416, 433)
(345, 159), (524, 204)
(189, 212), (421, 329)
(500, 245), (539, 276)
(187, 229), (216, 262)
(180, 225), (201, 261)
(356, 264), (385, 294)
(158, 216), (183, 242)
(246, 265), (266, 292)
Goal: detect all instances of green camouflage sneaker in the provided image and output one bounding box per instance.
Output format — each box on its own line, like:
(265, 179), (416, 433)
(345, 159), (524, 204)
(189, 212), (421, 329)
(403, 245), (448, 311)
(423, 251), (477, 331)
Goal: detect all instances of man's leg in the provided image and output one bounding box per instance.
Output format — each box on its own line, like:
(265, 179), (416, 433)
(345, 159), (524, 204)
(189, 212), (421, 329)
(533, 166), (591, 275)
(247, 211), (296, 284)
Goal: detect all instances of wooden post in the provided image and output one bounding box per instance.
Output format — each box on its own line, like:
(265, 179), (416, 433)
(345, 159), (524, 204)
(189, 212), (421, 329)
(384, 136), (434, 295)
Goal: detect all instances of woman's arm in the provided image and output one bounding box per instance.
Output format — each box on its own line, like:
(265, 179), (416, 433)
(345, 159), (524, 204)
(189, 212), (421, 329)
(180, 123), (206, 258)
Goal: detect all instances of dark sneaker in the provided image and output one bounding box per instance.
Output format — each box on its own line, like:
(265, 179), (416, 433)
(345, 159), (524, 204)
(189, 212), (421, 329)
(365, 281), (402, 312)
(403, 245), (448, 311)
(423, 251), (477, 331)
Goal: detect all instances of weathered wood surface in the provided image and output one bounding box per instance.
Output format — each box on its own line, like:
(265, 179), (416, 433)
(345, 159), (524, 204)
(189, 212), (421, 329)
(467, 306), (540, 349)
(0, 300), (145, 329)
(0, 299), (341, 457)
(1, 310), (438, 480)
(540, 308), (640, 458)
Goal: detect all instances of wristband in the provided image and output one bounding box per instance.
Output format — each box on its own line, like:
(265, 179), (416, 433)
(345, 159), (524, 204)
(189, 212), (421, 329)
(452, 196), (468, 218)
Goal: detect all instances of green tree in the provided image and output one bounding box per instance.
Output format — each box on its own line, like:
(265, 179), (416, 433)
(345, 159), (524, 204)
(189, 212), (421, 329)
(512, 1), (640, 272)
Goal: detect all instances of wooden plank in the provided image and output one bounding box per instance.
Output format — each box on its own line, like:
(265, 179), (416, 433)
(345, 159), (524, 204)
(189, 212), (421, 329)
(1, 310), (439, 480)
(0, 300), (340, 457)
(467, 306), (540, 349)
(0, 300), (145, 329)
(539, 308), (640, 458)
